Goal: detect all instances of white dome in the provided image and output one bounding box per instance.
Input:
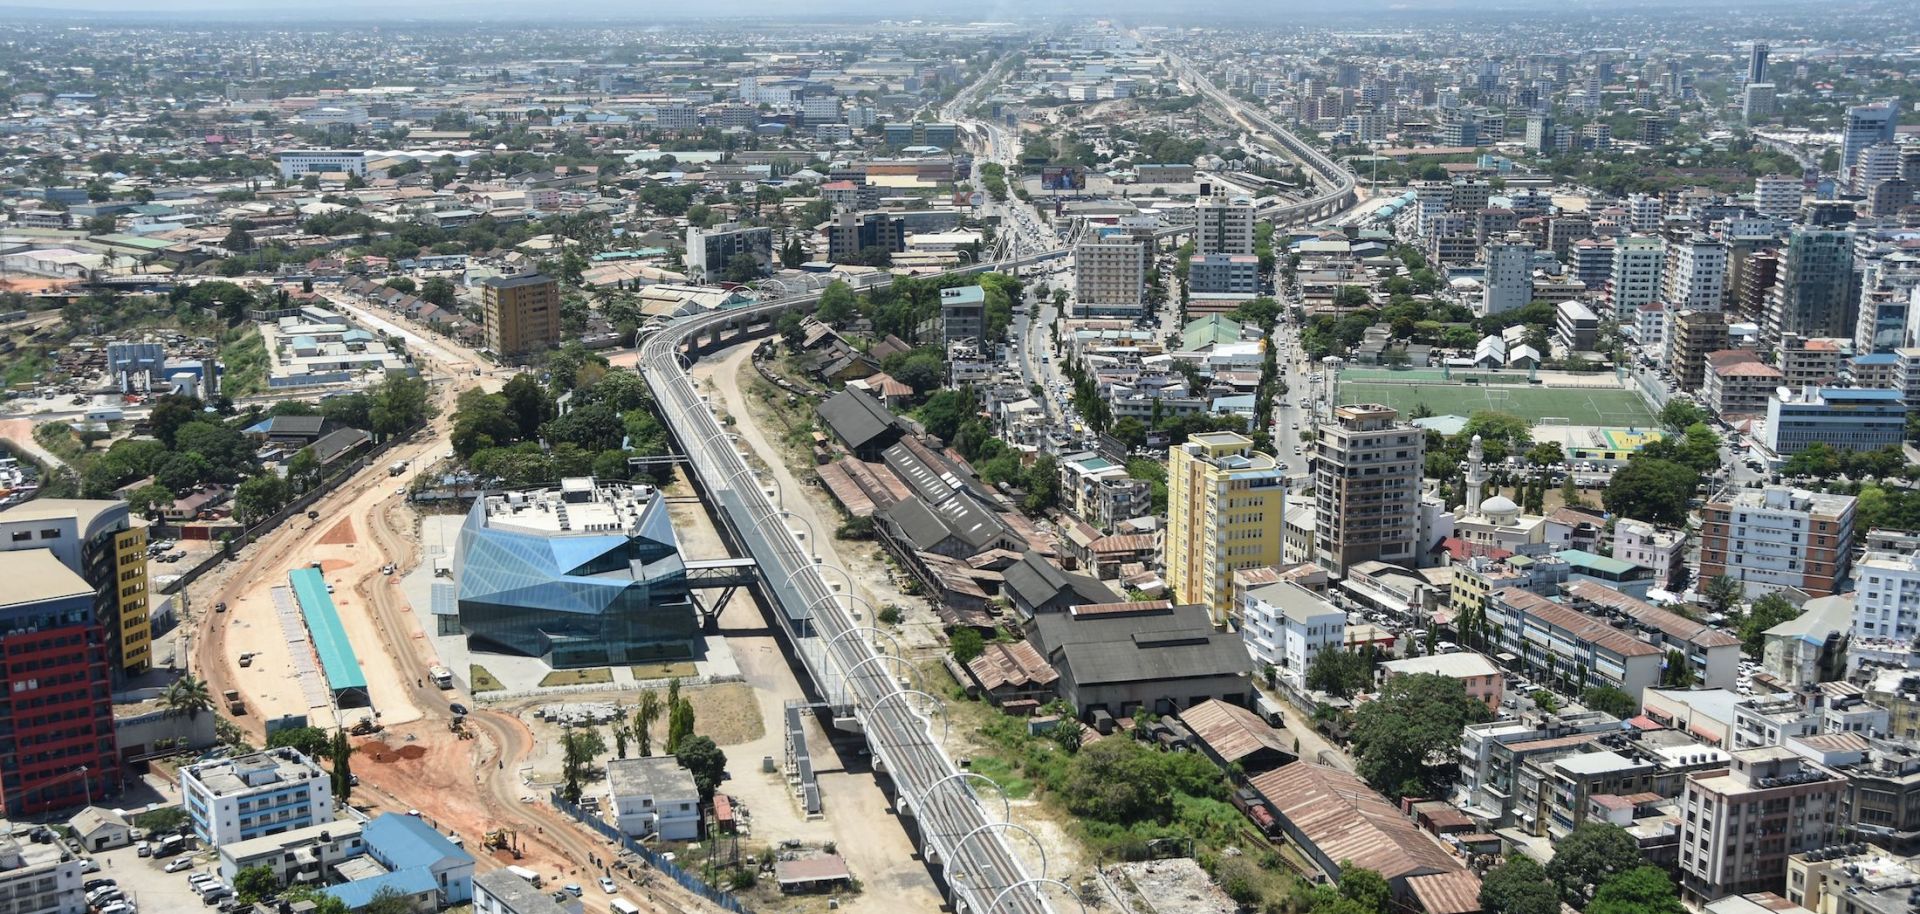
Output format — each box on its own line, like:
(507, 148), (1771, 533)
(1480, 495), (1519, 515)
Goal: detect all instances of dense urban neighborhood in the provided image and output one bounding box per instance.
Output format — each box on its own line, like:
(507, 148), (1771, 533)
(0, 5), (1917, 914)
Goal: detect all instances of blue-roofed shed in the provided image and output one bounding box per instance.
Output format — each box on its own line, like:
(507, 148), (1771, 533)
(361, 813), (474, 904)
(320, 866), (439, 912)
(289, 567), (369, 704)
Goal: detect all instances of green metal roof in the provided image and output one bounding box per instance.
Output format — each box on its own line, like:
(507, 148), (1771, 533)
(289, 567), (367, 694)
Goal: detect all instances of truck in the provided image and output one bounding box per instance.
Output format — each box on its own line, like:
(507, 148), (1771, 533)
(507, 866), (543, 888)
(388, 460), (409, 477)
(428, 665), (454, 689)
(224, 690), (245, 716)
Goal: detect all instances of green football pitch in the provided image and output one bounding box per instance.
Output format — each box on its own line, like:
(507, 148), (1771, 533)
(1335, 380), (1657, 428)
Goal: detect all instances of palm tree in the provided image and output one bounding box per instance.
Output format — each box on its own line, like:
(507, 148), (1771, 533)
(160, 676), (214, 720)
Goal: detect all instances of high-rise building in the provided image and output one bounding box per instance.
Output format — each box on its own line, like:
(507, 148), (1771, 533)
(1854, 142), (1905, 194)
(1841, 102), (1898, 189)
(799, 92), (842, 125)
(1669, 310), (1730, 391)
(1524, 114), (1556, 153)
(1699, 486), (1856, 597)
(1194, 196), (1256, 256)
(1754, 174), (1801, 218)
(480, 272), (561, 359)
(1481, 238), (1535, 316)
(1609, 234), (1666, 319)
(1663, 234), (1728, 312)
(1741, 83), (1777, 123)
(826, 211), (906, 263)
(1854, 538), (1920, 644)
(1748, 41), (1769, 83)
(0, 498), (150, 678)
(1679, 747), (1844, 903)
(0, 550), (119, 816)
(684, 223), (772, 284)
(1626, 193), (1664, 232)
(1165, 432), (1287, 623)
(1764, 228), (1857, 351)
(1855, 251), (1920, 353)
(1073, 238), (1147, 317)
(1313, 405), (1423, 577)
(938, 285), (986, 345)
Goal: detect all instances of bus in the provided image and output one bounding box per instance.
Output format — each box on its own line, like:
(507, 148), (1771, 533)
(428, 665), (454, 689)
(507, 866), (543, 888)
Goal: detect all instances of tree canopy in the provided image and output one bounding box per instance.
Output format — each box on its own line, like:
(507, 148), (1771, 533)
(1350, 672), (1492, 798)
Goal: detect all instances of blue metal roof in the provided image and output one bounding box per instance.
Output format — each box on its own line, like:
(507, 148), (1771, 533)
(364, 812), (471, 872)
(288, 567), (367, 693)
(320, 867), (438, 910)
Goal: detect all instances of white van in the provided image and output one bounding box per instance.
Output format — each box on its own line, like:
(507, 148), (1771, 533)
(610, 900), (643, 914)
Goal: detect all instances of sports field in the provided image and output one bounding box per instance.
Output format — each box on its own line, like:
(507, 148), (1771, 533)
(1337, 380), (1656, 427)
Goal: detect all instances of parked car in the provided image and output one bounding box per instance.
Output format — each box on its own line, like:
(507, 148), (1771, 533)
(600, 877), (618, 893)
(165, 858), (194, 873)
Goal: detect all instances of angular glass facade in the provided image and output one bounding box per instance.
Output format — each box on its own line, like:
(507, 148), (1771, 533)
(454, 493), (698, 668)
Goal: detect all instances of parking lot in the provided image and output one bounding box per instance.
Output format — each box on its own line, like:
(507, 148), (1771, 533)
(87, 839), (225, 913)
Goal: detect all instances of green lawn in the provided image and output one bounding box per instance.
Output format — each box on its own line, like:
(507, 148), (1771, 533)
(217, 326), (267, 398)
(538, 667), (613, 688)
(1337, 380), (1656, 428)
(629, 661), (696, 681)
(469, 665), (504, 693)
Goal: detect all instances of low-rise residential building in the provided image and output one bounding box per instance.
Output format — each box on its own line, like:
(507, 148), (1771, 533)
(0, 836), (82, 914)
(1763, 595), (1853, 690)
(606, 757), (700, 841)
(1455, 711), (1625, 826)
(218, 819), (365, 884)
(1238, 580), (1346, 691)
(473, 869), (574, 914)
(182, 748), (333, 846)
(1705, 351), (1785, 419)
(1613, 520), (1689, 591)
(1764, 387), (1908, 456)
(1561, 580), (1742, 691)
(1485, 587), (1664, 700)
(1854, 543), (1920, 645)
(1378, 652), (1505, 710)
(1680, 747), (1846, 903)
(1700, 487), (1857, 597)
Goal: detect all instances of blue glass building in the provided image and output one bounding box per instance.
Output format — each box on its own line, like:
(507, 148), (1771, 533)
(454, 479), (697, 668)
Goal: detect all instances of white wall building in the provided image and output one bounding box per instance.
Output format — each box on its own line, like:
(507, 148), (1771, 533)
(1664, 235), (1728, 313)
(1855, 545), (1920, 644)
(1194, 196), (1256, 256)
(1610, 235), (1666, 320)
(0, 838), (82, 914)
(277, 150), (368, 180)
(1481, 238), (1535, 316)
(1754, 175), (1801, 218)
(606, 757), (700, 841)
(181, 748), (334, 847)
(1238, 580), (1346, 690)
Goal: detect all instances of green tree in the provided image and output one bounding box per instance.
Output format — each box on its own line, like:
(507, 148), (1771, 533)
(233, 473), (291, 525)
(1703, 574), (1745, 615)
(674, 734), (728, 802)
(1588, 866), (1684, 914)
(266, 725), (330, 758)
(1658, 399), (1709, 432)
(1546, 822), (1643, 905)
(1581, 685), (1638, 719)
(234, 865), (279, 903)
(1602, 457), (1697, 526)
(286, 447), (322, 493)
(159, 676), (214, 720)
(949, 627), (985, 664)
(814, 280), (858, 327)
(1338, 866), (1391, 914)
(1739, 592), (1800, 658)
(1061, 738), (1171, 823)
(1350, 672), (1492, 798)
(560, 726), (607, 805)
(500, 373), (553, 440)
(633, 690), (661, 757)
(1306, 647), (1371, 699)
(420, 276), (457, 307)
(1480, 856), (1560, 914)
(722, 252), (766, 285)
(331, 728), (354, 802)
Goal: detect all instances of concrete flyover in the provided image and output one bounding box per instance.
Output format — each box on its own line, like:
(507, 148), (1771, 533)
(1162, 49), (1361, 230)
(637, 254), (1074, 914)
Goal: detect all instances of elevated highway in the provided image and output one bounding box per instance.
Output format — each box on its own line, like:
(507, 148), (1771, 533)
(637, 254), (1072, 914)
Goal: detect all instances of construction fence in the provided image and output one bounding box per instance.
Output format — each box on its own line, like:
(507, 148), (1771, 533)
(548, 787), (753, 914)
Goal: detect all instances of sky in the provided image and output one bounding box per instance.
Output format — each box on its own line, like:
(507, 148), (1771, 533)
(0, 0), (1803, 23)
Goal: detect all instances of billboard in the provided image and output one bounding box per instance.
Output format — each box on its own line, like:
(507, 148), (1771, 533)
(1040, 165), (1086, 191)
